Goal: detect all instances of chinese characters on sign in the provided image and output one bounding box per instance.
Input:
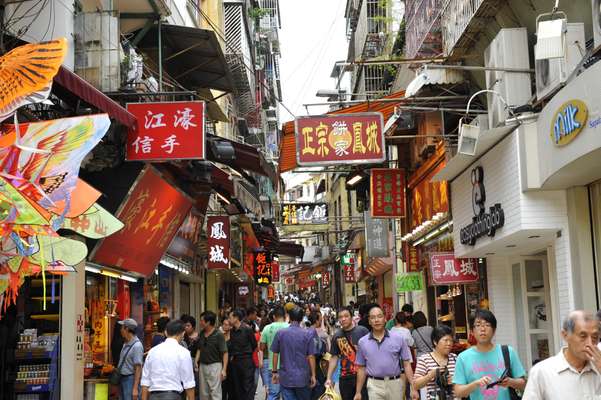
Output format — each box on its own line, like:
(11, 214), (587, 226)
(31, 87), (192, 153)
(295, 113), (385, 166)
(410, 159), (449, 230)
(322, 271), (331, 286)
(126, 101), (205, 161)
(254, 251), (273, 286)
(344, 265), (356, 283)
(281, 203), (328, 225)
(272, 261), (280, 283)
(207, 216), (230, 269)
(92, 167), (192, 276)
(403, 242), (420, 272)
(429, 252), (479, 285)
(370, 169), (405, 218)
(396, 272), (424, 293)
(364, 212), (390, 258)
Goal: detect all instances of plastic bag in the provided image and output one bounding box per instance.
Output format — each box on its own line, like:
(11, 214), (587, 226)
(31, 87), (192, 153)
(319, 387), (341, 400)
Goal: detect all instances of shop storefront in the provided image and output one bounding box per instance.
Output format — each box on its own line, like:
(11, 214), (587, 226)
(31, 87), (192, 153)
(441, 122), (568, 368)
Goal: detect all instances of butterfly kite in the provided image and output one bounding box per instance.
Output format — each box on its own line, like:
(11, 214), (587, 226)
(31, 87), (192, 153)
(0, 38), (123, 311)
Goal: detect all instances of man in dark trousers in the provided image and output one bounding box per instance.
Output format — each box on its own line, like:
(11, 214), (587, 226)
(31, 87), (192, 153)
(228, 308), (257, 400)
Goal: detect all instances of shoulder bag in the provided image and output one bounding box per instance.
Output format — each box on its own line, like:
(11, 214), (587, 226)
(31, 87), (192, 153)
(109, 340), (138, 386)
(501, 345), (522, 400)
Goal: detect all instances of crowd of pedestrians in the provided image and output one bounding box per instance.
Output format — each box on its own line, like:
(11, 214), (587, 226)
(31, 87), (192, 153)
(112, 301), (601, 400)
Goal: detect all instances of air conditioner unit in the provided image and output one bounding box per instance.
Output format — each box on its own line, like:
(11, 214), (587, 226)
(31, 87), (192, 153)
(484, 28), (532, 128)
(593, 0), (601, 49)
(536, 23), (585, 101)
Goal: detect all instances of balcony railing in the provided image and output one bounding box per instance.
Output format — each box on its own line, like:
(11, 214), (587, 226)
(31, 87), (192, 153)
(354, 0), (389, 60)
(441, 0), (501, 56)
(405, 0), (443, 59)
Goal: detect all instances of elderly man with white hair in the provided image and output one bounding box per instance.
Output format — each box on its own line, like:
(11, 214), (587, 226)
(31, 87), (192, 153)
(523, 310), (601, 399)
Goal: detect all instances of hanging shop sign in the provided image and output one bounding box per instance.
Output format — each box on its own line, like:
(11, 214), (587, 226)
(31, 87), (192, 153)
(207, 216), (231, 269)
(403, 242), (420, 272)
(459, 166), (505, 245)
(93, 167), (192, 276)
(322, 271), (331, 286)
(550, 100), (588, 146)
(396, 272), (424, 292)
(267, 285), (275, 299)
(365, 212), (390, 258)
(341, 253), (355, 265)
(370, 169), (406, 218)
(281, 203), (328, 225)
(253, 251), (273, 285)
(272, 261), (280, 283)
(295, 113), (385, 166)
(429, 252), (479, 285)
(284, 276), (294, 286)
(344, 264), (356, 283)
(238, 285), (249, 296)
(126, 101), (205, 161)
(410, 157), (449, 230)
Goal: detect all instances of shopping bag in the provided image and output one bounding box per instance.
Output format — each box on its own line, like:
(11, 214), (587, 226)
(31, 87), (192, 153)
(319, 386), (341, 400)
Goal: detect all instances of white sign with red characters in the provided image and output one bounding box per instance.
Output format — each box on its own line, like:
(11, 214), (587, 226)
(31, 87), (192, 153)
(126, 101), (205, 161)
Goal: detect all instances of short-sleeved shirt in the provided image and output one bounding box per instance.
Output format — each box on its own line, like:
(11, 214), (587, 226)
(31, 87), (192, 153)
(198, 329), (228, 365)
(415, 352), (457, 400)
(271, 323), (317, 388)
(453, 344), (526, 400)
(261, 321), (289, 370)
(330, 325), (369, 378)
(391, 326), (414, 347)
(412, 326), (434, 357)
(229, 324), (257, 357)
(119, 338), (144, 375)
(356, 330), (413, 378)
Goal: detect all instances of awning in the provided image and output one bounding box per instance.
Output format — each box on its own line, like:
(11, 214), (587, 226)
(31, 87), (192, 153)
(207, 135), (278, 186)
(197, 88), (229, 122)
(365, 257), (393, 276)
(53, 67), (137, 129)
(279, 90), (406, 174)
(432, 123), (519, 182)
(115, 0), (171, 34)
(134, 24), (235, 93)
(405, 67), (464, 98)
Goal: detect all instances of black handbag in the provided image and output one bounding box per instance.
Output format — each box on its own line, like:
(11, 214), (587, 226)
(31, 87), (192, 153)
(109, 340), (137, 385)
(501, 345), (522, 400)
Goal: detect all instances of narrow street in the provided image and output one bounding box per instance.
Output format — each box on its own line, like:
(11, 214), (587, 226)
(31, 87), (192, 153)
(0, 0), (600, 400)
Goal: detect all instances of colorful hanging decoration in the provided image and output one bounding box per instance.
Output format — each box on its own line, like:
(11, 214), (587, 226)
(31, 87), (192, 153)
(0, 38), (115, 311)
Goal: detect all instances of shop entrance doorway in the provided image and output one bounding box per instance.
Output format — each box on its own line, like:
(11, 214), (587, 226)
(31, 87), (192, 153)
(511, 255), (554, 368)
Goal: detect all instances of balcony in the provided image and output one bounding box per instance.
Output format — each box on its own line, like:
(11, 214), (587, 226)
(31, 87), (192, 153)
(404, 0), (443, 59)
(353, 0), (390, 60)
(441, 0), (503, 56)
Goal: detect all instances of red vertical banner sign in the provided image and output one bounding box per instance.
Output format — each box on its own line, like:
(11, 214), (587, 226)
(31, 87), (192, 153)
(126, 101), (206, 161)
(254, 251), (273, 285)
(344, 265), (356, 283)
(322, 271), (331, 286)
(272, 261), (280, 283)
(92, 167), (192, 276)
(370, 168), (405, 218)
(207, 216), (231, 269)
(404, 242), (420, 272)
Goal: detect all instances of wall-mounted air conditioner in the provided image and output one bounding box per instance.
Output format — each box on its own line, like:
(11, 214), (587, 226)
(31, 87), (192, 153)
(593, 0), (601, 49)
(536, 23), (585, 102)
(484, 28), (532, 128)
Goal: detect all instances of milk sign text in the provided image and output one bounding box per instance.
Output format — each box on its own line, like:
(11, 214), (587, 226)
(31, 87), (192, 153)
(551, 100), (588, 146)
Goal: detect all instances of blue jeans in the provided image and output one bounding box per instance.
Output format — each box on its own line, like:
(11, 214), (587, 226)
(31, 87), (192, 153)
(281, 386), (311, 400)
(120, 374), (140, 400)
(261, 359), (281, 400)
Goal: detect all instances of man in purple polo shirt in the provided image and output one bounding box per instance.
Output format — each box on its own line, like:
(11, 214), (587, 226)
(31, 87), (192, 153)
(271, 306), (317, 400)
(354, 306), (417, 400)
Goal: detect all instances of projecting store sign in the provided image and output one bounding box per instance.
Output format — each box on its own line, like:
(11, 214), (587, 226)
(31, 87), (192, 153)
(364, 212), (389, 258)
(295, 113), (385, 166)
(126, 101), (205, 161)
(281, 203), (328, 225)
(253, 251), (273, 286)
(550, 100), (588, 146)
(430, 253), (479, 285)
(459, 166), (505, 245)
(207, 216), (230, 269)
(370, 169), (405, 218)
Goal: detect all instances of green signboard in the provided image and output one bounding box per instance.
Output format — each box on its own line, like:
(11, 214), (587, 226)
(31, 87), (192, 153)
(341, 253), (354, 265)
(396, 272), (424, 293)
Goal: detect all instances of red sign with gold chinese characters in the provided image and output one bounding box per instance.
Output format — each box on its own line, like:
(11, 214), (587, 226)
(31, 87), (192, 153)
(272, 261), (280, 283)
(344, 265), (356, 283)
(207, 216), (231, 270)
(404, 242), (420, 272)
(429, 252), (479, 285)
(93, 167), (192, 276)
(126, 101), (205, 161)
(295, 113), (385, 166)
(253, 251), (273, 286)
(370, 169), (405, 218)
(322, 271), (331, 286)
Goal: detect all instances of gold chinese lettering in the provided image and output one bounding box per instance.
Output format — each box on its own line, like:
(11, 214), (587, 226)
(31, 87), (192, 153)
(158, 212), (183, 247)
(122, 189), (150, 232)
(352, 122), (366, 154)
(302, 127), (316, 155)
(366, 122), (380, 153)
(316, 122), (330, 157)
(282, 205), (290, 225)
(146, 205), (173, 244)
(134, 198), (157, 234)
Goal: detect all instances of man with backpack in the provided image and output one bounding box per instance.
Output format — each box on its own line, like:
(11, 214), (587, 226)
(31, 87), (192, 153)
(453, 309), (527, 400)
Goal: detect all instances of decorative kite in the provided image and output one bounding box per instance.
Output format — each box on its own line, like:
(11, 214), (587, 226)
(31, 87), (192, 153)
(0, 38), (119, 311)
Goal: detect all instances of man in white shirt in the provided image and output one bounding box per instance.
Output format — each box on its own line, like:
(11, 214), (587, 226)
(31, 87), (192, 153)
(141, 320), (196, 400)
(523, 310), (601, 400)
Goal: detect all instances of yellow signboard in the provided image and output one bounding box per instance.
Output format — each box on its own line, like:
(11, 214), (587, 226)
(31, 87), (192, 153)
(550, 99), (588, 146)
